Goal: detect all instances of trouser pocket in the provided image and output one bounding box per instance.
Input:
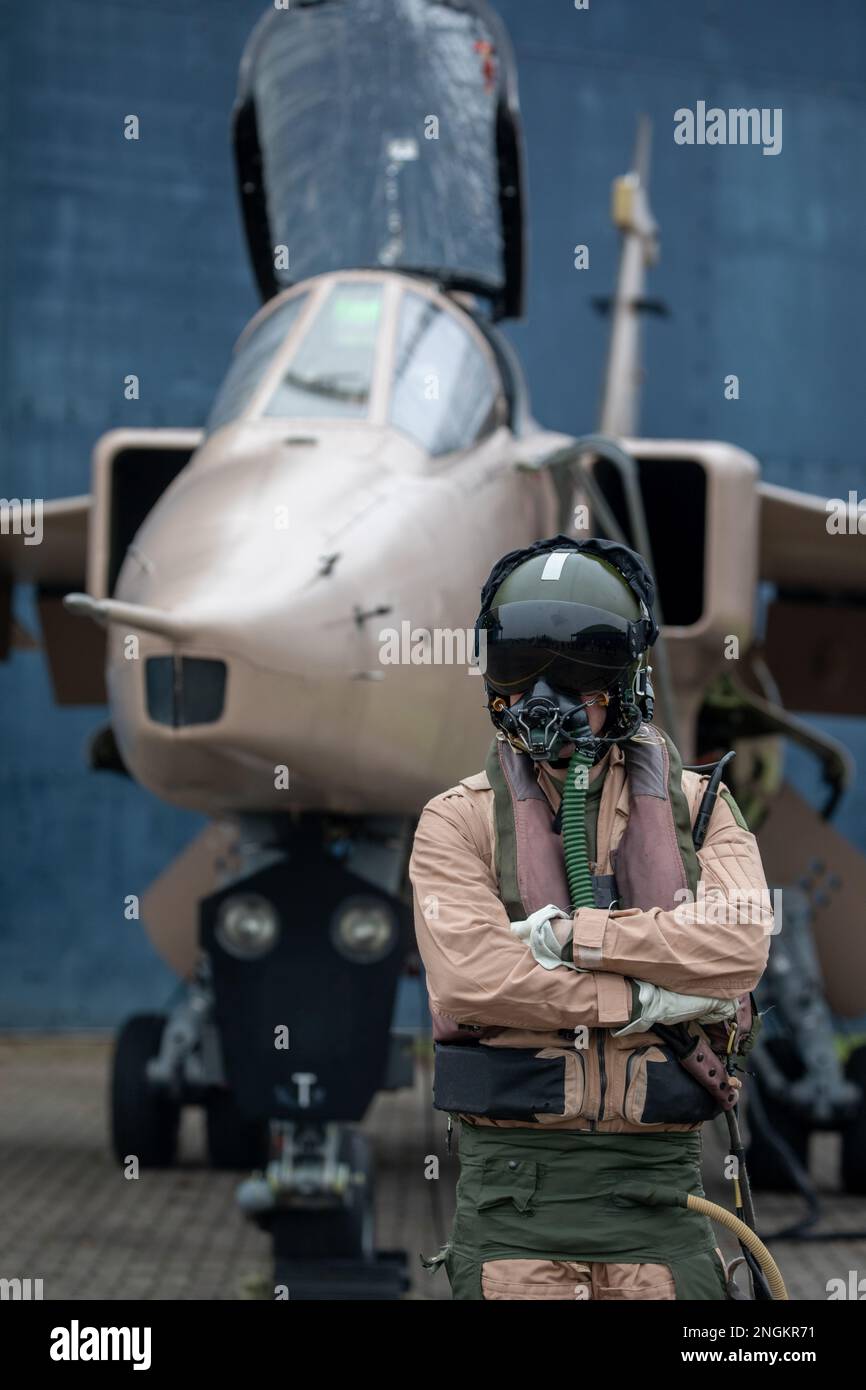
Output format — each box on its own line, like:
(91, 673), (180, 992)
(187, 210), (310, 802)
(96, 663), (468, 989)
(476, 1156), (539, 1213)
(476, 1251), (725, 1301)
(481, 1258), (593, 1300)
(591, 1261), (676, 1300)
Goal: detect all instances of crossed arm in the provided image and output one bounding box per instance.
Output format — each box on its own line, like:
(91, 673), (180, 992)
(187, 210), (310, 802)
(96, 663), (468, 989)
(409, 787), (771, 1034)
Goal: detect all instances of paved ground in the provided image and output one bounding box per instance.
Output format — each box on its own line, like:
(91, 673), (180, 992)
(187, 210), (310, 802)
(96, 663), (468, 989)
(1, 1036), (864, 1301)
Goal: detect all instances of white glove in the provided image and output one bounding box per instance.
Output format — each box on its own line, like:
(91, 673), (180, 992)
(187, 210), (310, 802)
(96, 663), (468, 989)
(510, 904), (583, 972)
(612, 980), (738, 1038)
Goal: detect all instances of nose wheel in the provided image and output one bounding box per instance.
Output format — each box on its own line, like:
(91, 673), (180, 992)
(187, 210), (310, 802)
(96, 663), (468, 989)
(111, 1013), (181, 1168)
(237, 1122), (409, 1299)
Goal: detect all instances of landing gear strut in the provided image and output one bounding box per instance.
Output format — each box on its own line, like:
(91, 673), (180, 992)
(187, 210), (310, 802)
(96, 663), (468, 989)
(238, 1122), (408, 1299)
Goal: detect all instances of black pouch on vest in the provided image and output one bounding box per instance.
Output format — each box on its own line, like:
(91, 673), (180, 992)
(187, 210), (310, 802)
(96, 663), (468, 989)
(433, 1043), (565, 1121)
(640, 1044), (725, 1124)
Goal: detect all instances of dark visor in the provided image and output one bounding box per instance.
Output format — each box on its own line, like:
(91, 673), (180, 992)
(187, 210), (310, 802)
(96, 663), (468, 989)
(477, 600), (644, 695)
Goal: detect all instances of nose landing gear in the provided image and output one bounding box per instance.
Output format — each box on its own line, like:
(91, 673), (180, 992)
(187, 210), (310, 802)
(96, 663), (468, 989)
(237, 1122), (409, 1300)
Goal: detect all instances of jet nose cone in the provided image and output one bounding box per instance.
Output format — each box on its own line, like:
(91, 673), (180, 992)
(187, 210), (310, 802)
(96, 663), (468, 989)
(119, 436), (381, 596)
(112, 433), (399, 676)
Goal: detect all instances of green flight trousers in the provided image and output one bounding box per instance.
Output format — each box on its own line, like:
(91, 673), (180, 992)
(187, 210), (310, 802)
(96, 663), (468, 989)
(423, 1121), (729, 1301)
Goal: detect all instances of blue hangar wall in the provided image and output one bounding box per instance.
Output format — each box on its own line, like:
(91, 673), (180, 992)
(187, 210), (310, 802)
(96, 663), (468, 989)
(1, 0), (864, 1025)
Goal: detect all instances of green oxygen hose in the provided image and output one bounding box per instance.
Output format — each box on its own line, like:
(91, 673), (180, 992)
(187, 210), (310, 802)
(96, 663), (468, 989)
(560, 749), (596, 909)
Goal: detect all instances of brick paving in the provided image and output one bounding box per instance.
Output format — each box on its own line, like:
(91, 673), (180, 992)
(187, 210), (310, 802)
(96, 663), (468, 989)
(1, 1036), (863, 1301)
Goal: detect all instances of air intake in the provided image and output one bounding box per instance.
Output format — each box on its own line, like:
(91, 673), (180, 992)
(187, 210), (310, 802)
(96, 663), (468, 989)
(145, 656), (227, 727)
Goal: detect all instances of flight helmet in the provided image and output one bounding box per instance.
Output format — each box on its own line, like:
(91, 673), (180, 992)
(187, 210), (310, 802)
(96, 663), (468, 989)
(474, 534), (660, 762)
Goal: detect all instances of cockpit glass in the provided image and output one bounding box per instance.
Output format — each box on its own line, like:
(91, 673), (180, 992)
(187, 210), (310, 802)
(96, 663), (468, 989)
(265, 282), (384, 420)
(389, 290), (498, 455)
(206, 292), (308, 434)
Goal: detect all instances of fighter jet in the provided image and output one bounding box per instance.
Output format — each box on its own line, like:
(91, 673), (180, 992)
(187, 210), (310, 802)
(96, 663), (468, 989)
(2, 0), (865, 1296)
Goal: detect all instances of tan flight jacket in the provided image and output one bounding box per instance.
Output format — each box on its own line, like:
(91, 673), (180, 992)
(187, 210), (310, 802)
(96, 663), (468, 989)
(409, 738), (772, 1134)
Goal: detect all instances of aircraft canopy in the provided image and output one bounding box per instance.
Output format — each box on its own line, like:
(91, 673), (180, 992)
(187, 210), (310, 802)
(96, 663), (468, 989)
(233, 0), (525, 320)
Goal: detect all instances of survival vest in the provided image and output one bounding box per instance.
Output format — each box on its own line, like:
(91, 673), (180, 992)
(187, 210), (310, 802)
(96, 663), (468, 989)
(431, 726), (760, 1125)
(484, 724), (700, 920)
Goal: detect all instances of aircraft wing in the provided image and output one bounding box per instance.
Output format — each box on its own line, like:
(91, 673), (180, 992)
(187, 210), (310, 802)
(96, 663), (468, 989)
(758, 481), (865, 591)
(0, 494), (90, 587)
(758, 482), (866, 716)
(0, 494), (107, 703)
